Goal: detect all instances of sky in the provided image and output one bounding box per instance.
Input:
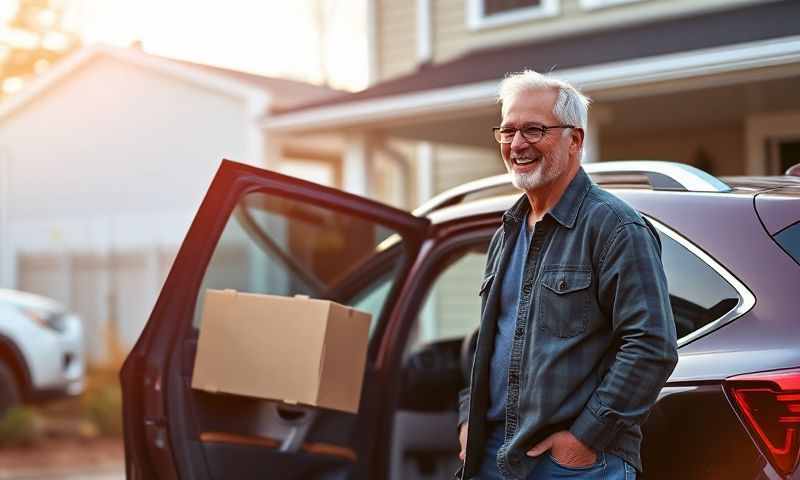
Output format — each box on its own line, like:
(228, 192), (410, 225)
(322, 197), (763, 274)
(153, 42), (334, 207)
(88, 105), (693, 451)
(2, 0), (369, 91)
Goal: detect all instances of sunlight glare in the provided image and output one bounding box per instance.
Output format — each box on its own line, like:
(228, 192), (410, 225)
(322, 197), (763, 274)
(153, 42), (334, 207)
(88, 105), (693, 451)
(0, 1), (19, 23)
(61, 0), (367, 90)
(2, 76), (24, 94)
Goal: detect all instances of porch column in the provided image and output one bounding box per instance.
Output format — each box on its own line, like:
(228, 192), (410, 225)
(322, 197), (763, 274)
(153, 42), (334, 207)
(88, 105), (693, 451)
(374, 138), (412, 208)
(416, 142), (434, 204)
(246, 95), (269, 168)
(583, 121), (599, 164)
(583, 106), (612, 164)
(262, 132), (282, 171)
(416, 141), (437, 344)
(343, 133), (371, 196)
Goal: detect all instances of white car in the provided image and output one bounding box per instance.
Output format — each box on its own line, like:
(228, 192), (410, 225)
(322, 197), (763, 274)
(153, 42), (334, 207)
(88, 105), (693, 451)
(0, 289), (85, 415)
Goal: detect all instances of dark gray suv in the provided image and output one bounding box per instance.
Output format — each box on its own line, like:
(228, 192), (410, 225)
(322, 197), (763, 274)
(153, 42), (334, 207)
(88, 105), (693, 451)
(121, 160), (800, 480)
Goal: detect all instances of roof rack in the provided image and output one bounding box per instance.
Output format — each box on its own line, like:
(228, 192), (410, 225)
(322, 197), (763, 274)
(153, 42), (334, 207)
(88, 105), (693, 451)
(588, 161), (731, 192)
(413, 160), (731, 216)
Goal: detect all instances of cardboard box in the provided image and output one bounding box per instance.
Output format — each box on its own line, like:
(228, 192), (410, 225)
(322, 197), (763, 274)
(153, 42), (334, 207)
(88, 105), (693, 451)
(191, 289), (372, 413)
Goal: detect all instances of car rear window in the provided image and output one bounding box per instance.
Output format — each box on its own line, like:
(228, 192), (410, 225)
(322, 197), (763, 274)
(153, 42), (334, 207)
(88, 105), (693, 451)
(774, 221), (800, 265)
(657, 231), (741, 340)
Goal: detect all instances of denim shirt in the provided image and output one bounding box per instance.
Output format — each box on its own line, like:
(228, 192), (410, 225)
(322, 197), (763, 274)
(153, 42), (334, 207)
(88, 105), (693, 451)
(457, 168), (678, 480)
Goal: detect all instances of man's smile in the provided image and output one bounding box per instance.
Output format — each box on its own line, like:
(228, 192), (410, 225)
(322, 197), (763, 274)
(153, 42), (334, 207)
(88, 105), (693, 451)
(511, 155), (541, 166)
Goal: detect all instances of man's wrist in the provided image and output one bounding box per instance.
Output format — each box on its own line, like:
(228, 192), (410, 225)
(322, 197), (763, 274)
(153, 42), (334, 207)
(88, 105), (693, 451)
(569, 406), (619, 452)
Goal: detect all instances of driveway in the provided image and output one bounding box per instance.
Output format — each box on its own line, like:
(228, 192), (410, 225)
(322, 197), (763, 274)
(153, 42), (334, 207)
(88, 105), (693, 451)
(0, 468), (124, 480)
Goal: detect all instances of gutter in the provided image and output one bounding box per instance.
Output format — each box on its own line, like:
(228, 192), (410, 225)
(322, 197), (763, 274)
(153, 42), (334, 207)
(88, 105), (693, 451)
(263, 35), (800, 133)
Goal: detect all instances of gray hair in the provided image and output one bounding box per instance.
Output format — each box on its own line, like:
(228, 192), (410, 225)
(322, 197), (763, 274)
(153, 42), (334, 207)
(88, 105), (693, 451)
(498, 70), (591, 131)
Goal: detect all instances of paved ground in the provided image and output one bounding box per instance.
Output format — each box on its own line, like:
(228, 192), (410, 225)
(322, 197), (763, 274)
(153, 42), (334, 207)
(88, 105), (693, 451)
(0, 468), (124, 480)
(0, 437), (124, 480)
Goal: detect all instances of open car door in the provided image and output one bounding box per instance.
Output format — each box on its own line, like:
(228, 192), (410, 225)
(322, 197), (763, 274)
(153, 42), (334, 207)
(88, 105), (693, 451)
(120, 160), (430, 480)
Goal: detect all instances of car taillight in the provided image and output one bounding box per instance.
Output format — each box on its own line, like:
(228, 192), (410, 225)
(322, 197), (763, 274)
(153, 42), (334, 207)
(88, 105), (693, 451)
(725, 368), (800, 477)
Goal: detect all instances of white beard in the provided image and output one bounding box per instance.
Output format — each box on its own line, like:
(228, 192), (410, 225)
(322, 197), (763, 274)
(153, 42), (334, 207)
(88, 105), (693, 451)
(509, 150), (566, 192)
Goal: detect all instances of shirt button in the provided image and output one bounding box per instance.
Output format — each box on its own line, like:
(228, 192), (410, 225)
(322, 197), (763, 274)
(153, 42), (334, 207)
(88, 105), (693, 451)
(558, 280), (568, 291)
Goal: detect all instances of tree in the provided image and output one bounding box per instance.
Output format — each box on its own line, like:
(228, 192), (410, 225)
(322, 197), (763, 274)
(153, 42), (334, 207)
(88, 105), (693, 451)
(0, 0), (81, 100)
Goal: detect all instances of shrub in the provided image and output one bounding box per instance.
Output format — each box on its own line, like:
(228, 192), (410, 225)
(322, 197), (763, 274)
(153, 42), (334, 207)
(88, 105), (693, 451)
(0, 406), (42, 446)
(83, 384), (123, 436)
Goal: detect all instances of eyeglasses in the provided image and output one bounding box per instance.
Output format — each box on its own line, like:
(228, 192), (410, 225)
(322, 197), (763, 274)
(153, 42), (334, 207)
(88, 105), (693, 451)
(493, 124), (575, 144)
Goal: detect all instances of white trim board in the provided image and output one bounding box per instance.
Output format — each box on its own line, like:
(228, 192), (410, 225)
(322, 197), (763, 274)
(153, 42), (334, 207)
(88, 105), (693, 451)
(366, 0), (379, 86)
(466, 0), (560, 31)
(264, 35), (800, 133)
(580, 0), (644, 11)
(417, 0), (433, 63)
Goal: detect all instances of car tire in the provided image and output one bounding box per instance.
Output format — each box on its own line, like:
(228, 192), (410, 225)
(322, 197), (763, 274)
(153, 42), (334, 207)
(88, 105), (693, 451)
(0, 361), (21, 418)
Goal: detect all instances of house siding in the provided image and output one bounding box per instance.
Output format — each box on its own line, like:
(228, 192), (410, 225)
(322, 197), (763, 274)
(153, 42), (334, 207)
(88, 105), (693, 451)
(376, 0), (418, 82)
(602, 126), (745, 176)
(431, 0), (766, 64)
(371, 0), (767, 84)
(433, 144), (504, 193)
(433, 251), (485, 341)
(2, 56), (251, 223)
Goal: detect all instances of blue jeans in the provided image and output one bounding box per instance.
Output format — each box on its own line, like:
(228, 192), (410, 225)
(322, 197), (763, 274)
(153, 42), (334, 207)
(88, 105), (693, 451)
(476, 424), (636, 479)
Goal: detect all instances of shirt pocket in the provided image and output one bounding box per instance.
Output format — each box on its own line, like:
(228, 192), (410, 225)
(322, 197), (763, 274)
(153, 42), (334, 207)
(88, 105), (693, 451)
(538, 267), (592, 338)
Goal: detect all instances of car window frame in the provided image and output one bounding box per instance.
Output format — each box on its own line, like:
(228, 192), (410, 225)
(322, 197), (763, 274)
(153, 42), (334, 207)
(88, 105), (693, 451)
(644, 215), (756, 348)
(406, 239), (490, 353)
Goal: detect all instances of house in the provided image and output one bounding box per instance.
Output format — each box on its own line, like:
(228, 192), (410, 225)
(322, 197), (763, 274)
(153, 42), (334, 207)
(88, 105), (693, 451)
(261, 0), (800, 347)
(0, 45), (342, 364)
(265, 0), (800, 206)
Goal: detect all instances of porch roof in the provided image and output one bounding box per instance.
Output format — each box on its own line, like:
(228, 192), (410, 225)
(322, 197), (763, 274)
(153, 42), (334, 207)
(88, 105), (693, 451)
(265, 0), (800, 133)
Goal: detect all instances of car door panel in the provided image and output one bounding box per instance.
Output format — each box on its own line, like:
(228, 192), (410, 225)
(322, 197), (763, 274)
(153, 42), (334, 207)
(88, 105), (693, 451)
(121, 160), (429, 480)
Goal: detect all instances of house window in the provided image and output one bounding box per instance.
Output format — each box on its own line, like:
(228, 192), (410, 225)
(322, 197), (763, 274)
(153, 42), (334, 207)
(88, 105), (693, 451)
(467, 0), (559, 30)
(484, 0), (543, 16)
(745, 112), (800, 175)
(767, 137), (800, 175)
(580, 0), (645, 10)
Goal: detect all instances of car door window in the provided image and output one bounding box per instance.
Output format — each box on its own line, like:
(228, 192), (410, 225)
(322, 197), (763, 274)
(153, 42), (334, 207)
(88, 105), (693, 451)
(774, 221), (800, 265)
(411, 246), (488, 349)
(351, 275), (395, 335)
(657, 230), (741, 339)
(194, 190), (407, 332)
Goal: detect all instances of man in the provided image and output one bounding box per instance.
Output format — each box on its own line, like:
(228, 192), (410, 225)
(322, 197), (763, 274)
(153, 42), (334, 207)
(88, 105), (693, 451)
(456, 70), (678, 480)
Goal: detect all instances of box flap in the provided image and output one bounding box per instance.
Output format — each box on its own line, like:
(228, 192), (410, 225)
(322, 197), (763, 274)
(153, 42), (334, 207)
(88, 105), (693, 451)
(191, 289), (238, 393)
(316, 303), (371, 413)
